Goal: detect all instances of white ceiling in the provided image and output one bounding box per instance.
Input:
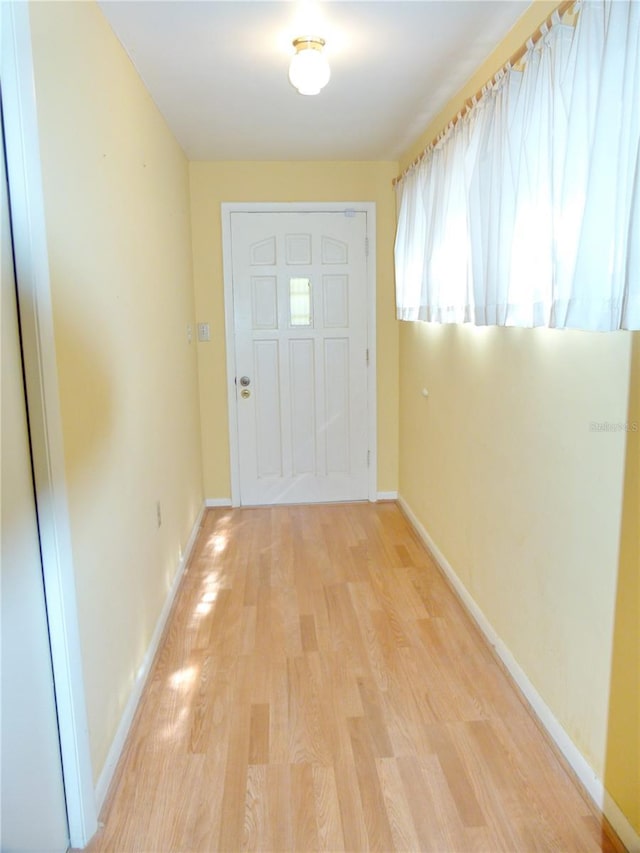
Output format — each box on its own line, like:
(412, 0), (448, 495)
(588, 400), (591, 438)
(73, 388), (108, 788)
(98, 0), (530, 161)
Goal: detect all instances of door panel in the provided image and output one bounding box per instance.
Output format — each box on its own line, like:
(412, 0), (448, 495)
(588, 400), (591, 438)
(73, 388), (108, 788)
(252, 276), (278, 329)
(324, 337), (349, 473)
(254, 339), (282, 477)
(323, 274), (349, 327)
(290, 338), (315, 475)
(231, 210), (369, 505)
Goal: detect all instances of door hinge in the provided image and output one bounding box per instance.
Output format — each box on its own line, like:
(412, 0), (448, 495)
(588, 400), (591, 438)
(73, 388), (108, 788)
(365, 236), (369, 257)
(367, 450), (371, 468)
(366, 348), (369, 367)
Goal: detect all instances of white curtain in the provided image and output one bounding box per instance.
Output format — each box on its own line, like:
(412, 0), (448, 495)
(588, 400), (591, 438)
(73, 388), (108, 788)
(395, 0), (640, 331)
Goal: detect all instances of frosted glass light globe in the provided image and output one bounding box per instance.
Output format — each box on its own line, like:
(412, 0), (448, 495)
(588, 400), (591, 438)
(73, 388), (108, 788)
(289, 38), (330, 96)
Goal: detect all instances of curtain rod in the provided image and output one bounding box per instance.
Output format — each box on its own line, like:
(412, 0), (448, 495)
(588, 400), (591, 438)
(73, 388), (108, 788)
(392, 0), (576, 188)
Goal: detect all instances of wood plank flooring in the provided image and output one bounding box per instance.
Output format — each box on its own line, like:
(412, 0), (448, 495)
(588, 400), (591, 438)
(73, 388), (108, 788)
(87, 503), (624, 852)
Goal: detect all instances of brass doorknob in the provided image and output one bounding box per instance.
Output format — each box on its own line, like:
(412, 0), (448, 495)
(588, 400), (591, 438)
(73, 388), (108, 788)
(240, 388), (251, 399)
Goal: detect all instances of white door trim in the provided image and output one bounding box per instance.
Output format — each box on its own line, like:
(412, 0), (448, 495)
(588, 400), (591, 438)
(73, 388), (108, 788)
(1, 5), (97, 847)
(222, 202), (377, 507)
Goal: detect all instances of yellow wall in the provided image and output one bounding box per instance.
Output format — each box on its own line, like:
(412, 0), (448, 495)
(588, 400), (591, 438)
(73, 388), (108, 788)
(399, 323), (631, 775)
(29, 1), (203, 780)
(396, 0), (639, 837)
(189, 161), (399, 499)
(605, 333), (640, 831)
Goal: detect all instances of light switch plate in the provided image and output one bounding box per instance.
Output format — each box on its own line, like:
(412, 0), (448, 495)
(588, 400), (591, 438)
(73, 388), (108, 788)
(197, 322), (211, 342)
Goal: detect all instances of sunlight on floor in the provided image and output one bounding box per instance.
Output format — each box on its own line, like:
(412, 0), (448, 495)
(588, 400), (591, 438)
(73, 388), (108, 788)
(159, 707), (189, 743)
(194, 588), (217, 617)
(207, 530), (229, 555)
(169, 665), (197, 692)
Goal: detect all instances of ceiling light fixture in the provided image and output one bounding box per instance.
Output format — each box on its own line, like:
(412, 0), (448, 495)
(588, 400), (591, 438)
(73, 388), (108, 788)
(288, 36), (330, 96)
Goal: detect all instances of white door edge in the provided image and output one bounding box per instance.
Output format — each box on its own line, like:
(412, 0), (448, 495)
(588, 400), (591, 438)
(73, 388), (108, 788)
(1, 5), (97, 846)
(222, 202), (377, 507)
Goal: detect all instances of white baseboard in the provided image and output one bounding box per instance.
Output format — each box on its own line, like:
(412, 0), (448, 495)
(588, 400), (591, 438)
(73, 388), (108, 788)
(376, 491), (398, 501)
(397, 495), (640, 853)
(205, 497), (232, 507)
(603, 791), (640, 853)
(94, 503), (206, 814)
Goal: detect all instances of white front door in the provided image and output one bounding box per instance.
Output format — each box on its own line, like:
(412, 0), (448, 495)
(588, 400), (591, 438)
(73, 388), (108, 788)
(229, 209), (371, 505)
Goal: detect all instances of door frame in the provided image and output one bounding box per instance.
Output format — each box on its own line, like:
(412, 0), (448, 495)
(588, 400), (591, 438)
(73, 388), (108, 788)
(221, 202), (377, 506)
(1, 4), (97, 846)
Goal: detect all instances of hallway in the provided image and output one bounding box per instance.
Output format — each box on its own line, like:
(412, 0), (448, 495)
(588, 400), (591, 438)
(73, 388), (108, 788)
(88, 503), (622, 852)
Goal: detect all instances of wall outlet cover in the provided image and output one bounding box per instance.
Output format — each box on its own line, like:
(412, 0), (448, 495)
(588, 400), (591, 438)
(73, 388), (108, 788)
(197, 322), (211, 342)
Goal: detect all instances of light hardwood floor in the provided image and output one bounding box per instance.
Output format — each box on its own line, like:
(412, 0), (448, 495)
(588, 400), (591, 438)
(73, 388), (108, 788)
(88, 503), (624, 852)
